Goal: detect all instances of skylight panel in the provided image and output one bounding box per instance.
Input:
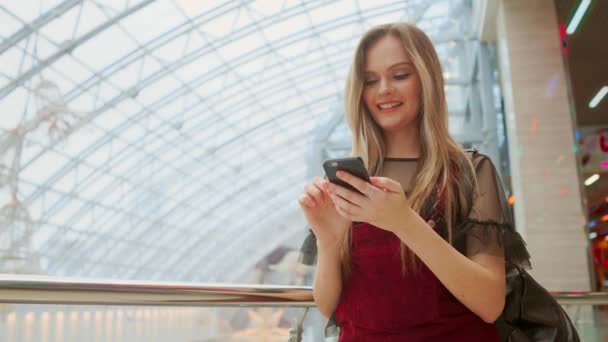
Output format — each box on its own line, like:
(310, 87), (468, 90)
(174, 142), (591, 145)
(174, 0), (225, 20)
(0, 87), (28, 129)
(120, 1), (183, 44)
(102, 59), (142, 92)
(20, 149), (70, 183)
(263, 12), (309, 41)
(198, 9), (240, 38)
(307, 0), (357, 27)
(38, 4), (81, 44)
(72, 25), (136, 70)
(2, 1), (44, 23)
(366, 10), (405, 26)
(71, 1), (110, 38)
(216, 32), (266, 61)
(51, 55), (95, 88)
(0, 9), (24, 37)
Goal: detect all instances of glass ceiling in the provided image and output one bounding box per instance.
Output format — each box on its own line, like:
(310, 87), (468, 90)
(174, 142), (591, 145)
(0, 0), (476, 283)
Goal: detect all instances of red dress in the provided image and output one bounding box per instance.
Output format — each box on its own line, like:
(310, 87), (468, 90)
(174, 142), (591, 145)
(334, 222), (500, 341)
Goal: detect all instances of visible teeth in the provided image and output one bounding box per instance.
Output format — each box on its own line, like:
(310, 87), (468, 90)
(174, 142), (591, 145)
(378, 102), (402, 109)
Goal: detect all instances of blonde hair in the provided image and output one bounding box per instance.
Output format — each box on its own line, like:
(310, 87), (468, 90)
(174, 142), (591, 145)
(341, 22), (477, 275)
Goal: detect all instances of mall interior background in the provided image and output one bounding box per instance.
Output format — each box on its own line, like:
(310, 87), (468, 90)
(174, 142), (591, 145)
(0, 0), (607, 341)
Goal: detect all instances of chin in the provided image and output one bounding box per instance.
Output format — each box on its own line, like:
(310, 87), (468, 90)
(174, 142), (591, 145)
(369, 107), (419, 130)
(379, 124), (406, 133)
(374, 117), (416, 132)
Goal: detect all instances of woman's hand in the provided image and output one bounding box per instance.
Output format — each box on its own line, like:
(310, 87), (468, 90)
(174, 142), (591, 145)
(325, 171), (414, 233)
(298, 176), (351, 249)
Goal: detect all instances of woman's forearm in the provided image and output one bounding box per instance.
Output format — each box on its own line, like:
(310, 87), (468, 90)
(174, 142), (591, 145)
(312, 240), (343, 320)
(394, 209), (505, 323)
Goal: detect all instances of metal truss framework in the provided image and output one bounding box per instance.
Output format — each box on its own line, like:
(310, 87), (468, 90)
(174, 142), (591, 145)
(0, 0), (501, 283)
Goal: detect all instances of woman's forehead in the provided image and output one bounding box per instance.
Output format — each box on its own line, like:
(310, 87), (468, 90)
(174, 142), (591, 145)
(364, 36), (411, 72)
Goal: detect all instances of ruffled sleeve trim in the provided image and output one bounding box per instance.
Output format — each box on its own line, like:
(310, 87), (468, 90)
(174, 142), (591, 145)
(455, 218), (531, 270)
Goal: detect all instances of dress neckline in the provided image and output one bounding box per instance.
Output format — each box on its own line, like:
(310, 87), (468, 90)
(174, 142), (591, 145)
(384, 157), (419, 161)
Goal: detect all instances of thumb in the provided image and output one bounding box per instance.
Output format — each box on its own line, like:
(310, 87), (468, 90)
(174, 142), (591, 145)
(370, 177), (402, 193)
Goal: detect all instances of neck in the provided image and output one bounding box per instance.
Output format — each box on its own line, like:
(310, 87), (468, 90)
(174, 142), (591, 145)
(383, 123), (421, 159)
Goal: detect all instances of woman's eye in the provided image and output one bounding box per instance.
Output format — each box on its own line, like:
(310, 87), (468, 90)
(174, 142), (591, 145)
(364, 79), (378, 85)
(394, 73), (410, 79)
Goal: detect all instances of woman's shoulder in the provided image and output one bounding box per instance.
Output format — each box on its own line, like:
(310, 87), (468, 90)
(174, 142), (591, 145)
(462, 148), (493, 170)
(463, 148), (482, 161)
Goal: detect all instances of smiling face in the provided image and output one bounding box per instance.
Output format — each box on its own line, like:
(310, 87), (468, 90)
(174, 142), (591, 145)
(362, 35), (421, 134)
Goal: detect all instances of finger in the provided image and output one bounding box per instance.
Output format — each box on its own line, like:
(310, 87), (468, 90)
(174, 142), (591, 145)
(370, 176), (402, 193)
(328, 182), (365, 208)
(335, 171), (376, 198)
(312, 177), (330, 205)
(298, 194), (315, 207)
(335, 205), (350, 219)
(332, 196), (352, 219)
(330, 191), (359, 216)
(304, 183), (323, 205)
(314, 178), (331, 196)
(298, 195), (309, 208)
(321, 179), (332, 193)
(313, 176), (327, 191)
(334, 199), (361, 222)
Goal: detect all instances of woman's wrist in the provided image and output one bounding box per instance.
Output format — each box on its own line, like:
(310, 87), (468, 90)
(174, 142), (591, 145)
(391, 207), (418, 237)
(316, 236), (344, 256)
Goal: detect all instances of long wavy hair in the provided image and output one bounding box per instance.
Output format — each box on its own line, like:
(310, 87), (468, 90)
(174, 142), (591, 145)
(341, 22), (477, 275)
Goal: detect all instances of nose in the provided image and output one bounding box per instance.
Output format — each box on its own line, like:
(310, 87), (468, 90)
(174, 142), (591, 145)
(378, 79), (393, 95)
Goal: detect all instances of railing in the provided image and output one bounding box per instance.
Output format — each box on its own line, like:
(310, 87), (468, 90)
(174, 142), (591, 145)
(0, 274), (314, 307)
(552, 291), (608, 305)
(1, 274), (607, 341)
(0, 274), (317, 342)
(1, 274), (606, 307)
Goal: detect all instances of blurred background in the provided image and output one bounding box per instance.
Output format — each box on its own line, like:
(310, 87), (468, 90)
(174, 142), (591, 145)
(0, 0), (607, 341)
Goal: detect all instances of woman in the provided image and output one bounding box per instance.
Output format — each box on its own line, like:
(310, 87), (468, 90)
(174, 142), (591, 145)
(298, 22), (530, 341)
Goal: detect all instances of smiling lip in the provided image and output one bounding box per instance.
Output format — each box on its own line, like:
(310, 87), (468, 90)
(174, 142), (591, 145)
(376, 101), (403, 113)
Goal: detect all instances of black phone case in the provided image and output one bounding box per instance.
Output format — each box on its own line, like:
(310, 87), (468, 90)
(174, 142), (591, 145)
(323, 157), (371, 194)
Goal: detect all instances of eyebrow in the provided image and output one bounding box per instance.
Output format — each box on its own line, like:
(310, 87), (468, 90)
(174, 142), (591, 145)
(364, 61), (413, 74)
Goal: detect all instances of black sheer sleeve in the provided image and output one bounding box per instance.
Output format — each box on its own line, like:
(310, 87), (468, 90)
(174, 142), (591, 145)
(453, 152), (531, 269)
(298, 228), (317, 266)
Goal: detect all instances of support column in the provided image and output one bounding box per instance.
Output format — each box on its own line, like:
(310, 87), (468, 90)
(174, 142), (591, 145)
(496, 0), (590, 291)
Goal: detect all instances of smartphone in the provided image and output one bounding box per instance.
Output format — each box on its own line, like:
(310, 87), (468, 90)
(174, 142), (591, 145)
(323, 157), (371, 194)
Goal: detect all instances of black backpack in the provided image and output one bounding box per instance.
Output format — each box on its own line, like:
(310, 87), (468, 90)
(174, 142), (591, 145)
(494, 263), (580, 342)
